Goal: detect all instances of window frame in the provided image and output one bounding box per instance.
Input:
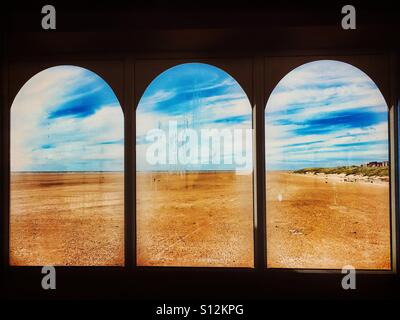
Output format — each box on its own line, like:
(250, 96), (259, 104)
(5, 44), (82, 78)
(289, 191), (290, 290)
(133, 58), (256, 270)
(262, 54), (398, 274)
(4, 59), (128, 270)
(1, 51), (399, 299)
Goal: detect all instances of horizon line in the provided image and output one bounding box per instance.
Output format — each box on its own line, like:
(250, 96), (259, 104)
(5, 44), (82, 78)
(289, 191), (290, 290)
(11, 169), (252, 174)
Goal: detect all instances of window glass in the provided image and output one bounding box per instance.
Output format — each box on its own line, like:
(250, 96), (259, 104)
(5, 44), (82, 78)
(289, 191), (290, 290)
(10, 66), (124, 266)
(136, 63), (254, 267)
(265, 60), (390, 269)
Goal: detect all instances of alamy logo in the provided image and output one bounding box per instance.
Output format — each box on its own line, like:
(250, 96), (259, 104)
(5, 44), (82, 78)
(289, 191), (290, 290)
(41, 266), (56, 290)
(145, 121), (252, 170)
(41, 5), (56, 30)
(341, 265), (356, 290)
(341, 5), (356, 30)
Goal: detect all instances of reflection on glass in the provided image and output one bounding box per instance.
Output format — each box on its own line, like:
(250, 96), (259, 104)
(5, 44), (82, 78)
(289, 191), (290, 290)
(10, 66), (124, 266)
(136, 63), (254, 267)
(265, 60), (390, 269)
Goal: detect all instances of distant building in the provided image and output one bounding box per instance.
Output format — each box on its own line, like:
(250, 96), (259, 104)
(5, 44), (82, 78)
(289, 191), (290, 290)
(363, 161), (389, 167)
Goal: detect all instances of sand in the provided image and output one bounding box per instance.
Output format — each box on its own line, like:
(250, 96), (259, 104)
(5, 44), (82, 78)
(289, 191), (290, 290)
(136, 171), (254, 267)
(10, 171), (391, 269)
(266, 171), (391, 269)
(10, 172), (124, 266)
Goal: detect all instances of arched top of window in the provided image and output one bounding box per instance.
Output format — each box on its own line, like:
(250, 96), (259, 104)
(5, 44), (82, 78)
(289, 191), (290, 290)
(136, 62), (252, 172)
(266, 59), (387, 110)
(137, 62), (251, 112)
(11, 65), (124, 172)
(265, 59), (388, 171)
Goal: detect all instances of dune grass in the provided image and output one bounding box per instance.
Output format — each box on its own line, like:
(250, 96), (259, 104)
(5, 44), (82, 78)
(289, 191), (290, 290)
(293, 165), (389, 177)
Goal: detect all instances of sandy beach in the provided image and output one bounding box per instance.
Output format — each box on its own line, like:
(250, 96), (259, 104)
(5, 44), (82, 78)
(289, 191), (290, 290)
(10, 172), (124, 266)
(267, 171), (391, 269)
(10, 171), (390, 269)
(137, 171), (254, 267)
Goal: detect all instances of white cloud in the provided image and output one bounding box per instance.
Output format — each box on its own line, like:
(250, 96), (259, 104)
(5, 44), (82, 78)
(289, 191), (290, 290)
(11, 66), (124, 172)
(265, 60), (389, 170)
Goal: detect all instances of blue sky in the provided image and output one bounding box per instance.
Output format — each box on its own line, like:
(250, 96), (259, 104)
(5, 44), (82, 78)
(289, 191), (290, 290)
(136, 63), (253, 172)
(12, 62), (381, 173)
(11, 66), (124, 172)
(265, 60), (389, 171)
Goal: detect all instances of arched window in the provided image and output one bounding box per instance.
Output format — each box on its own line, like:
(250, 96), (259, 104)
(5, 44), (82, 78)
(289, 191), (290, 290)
(136, 63), (254, 267)
(265, 60), (391, 269)
(10, 66), (124, 266)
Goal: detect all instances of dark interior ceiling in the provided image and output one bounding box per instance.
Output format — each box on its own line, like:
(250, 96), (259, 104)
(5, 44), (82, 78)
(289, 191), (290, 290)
(2, 1), (400, 57)
(3, 1), (400, 31)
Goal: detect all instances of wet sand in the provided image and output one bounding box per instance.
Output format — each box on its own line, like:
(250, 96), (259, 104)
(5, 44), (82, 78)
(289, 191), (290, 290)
(267, 171), (391, 269)
(10, 172), (124, 266)
(136, 171), (254, 267)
